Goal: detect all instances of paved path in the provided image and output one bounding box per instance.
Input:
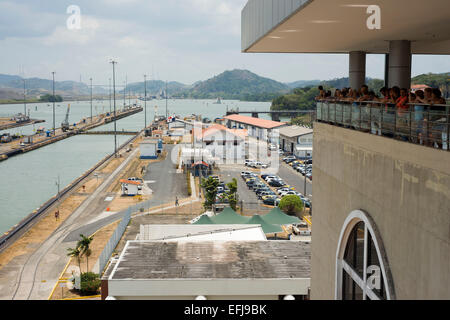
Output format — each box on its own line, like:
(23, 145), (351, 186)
(63, 145), (187, 241)
(278, 162), (313, 199)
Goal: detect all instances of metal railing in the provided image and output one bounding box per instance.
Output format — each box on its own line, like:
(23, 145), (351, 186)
(98, 209), (131, 275)
(316, 100), (449, 151)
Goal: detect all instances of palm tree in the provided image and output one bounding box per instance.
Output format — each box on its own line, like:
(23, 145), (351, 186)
(67, 247), (82, 272)
(77, 234), (94, 272)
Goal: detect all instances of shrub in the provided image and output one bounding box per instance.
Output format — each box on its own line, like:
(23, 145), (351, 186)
(80, 272), (101, 296)
(279, 195), (303, 215)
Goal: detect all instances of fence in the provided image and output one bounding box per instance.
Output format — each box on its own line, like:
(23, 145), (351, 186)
(98, 209), (131, 275)
(316, 100), (449, 151)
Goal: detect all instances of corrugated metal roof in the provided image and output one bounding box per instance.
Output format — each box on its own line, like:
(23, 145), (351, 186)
(279, 125), (313, 138)
(109, 240), (311, 280)
(224, 114), (286, 129)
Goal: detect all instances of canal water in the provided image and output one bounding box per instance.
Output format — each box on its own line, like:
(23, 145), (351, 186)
(0, 99), (271, 235)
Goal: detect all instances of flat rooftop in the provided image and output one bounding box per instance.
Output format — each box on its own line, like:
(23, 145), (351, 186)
(137, 224), (266, 241)
(225, 114), (286, 129)
(108, 240), (310, 280)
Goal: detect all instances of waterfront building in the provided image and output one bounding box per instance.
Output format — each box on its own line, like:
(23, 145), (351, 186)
(139, 139), (158, 159)
(195, 124), (247, 162)
(278, 125), (313, 158)
(224, 114), (286, 144)
(242, 0), (450, 299)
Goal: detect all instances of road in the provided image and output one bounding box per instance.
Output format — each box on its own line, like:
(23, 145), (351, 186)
(1, 147), (139, 300)
(277, 162), (313, 199)
(0, 142), (184, 300)
(63, 145), (187, 241)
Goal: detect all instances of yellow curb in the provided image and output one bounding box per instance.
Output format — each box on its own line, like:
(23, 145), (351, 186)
(48, 258), (72, 300)
(48, 226), (106, 300)
(304, 216), (312, 226)
(61, 294), (101, 300)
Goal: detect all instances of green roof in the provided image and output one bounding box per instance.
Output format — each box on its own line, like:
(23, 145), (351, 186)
(246, 215), (283, 234)
(262, 207), (301, 225)
(210, 207), (251, 224)
(193, 215), (214, 225)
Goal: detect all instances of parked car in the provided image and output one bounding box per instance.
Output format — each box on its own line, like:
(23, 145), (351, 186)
(263, 196), (278, 206)
(245, 159), (255, 166)
(283, 156), (296, 162)
(269, 180), (285, 187)
(258, 191), (276, 199)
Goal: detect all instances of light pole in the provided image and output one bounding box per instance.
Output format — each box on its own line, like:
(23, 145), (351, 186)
(144, 74), (147, 129)
(123, 78), (126, 110)
(23, 79), (26, 116)
(110, 60), (118, 157)
(109, 78), (112, 114)
(52, 72), (56, 135)
(90, 78), (93, 123)
(165, 80), (168, 119)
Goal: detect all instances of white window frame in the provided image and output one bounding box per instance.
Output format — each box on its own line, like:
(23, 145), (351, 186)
(335, 210), (395, 300)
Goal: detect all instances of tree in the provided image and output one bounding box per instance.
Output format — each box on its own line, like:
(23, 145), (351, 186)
(279, 195), (304, 215)
(80, 272), (101, 296)
(67, 247), (82, 272)
(225, 178), (238, 211)
(201, 177), (219, 209)
(77, 234), (94, 272)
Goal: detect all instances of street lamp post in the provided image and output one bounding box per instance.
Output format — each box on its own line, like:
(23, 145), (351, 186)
(165, 81), (168, 119)
(109, 78), (112, 114)
(110, 60), (118, 157)
(144, 74), (147, 129)
(124, 75), (127, 110)
(23, 79), (26, 116)
(52, 72), (56, 135)
(90, 78), (93, 123)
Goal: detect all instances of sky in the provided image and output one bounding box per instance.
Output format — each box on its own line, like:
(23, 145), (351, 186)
(0, 0), (448, 86)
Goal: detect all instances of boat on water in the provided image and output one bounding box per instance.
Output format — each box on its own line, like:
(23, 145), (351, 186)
(213, 97), (222, 104)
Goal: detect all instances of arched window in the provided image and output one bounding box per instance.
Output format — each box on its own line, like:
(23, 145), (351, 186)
(335, 210), (395, 300)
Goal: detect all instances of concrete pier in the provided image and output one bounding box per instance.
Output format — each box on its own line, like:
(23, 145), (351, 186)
(0, 107), (143, 162)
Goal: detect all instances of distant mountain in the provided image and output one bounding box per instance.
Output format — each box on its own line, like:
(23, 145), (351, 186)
(123, 70), (291, 101)
(180, 69), (290, 101)
(286, 80), (321, 89)
(124, 80), (188, 96)
(0, 74), (107, 99)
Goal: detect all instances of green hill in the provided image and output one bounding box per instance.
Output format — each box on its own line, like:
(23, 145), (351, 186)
(271, 72), (449, 111)
(181, 69), (290, 101)
(125, 80), (188, 96)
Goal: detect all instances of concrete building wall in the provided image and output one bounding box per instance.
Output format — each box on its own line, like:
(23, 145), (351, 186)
(311, 122), (450, 299)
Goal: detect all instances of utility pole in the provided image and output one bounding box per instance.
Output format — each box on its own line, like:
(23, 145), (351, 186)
(144, 74), (147, 129)
(23, 79), (26, 116)
(52, 72), (56, 135)
(109, 78), (112, 113)
(90, 78), (93, 123)
(165, 80), (168, 119)
(123, 78), (126, 110)
(56, 175), (61, 210)
(110, 60), (118, 157)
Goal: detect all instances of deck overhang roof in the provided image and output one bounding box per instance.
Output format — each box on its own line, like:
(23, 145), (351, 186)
(242, 0), (450, 54)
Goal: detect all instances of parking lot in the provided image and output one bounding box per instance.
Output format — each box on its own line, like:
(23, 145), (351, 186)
(217, 158), (313, 215)
(216, 166), (273, 215)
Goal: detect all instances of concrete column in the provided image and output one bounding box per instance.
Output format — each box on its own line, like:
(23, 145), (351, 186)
(271, 113), (280, 122)
(388, 40), (411, 89)
(349, 51), (366, 90)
